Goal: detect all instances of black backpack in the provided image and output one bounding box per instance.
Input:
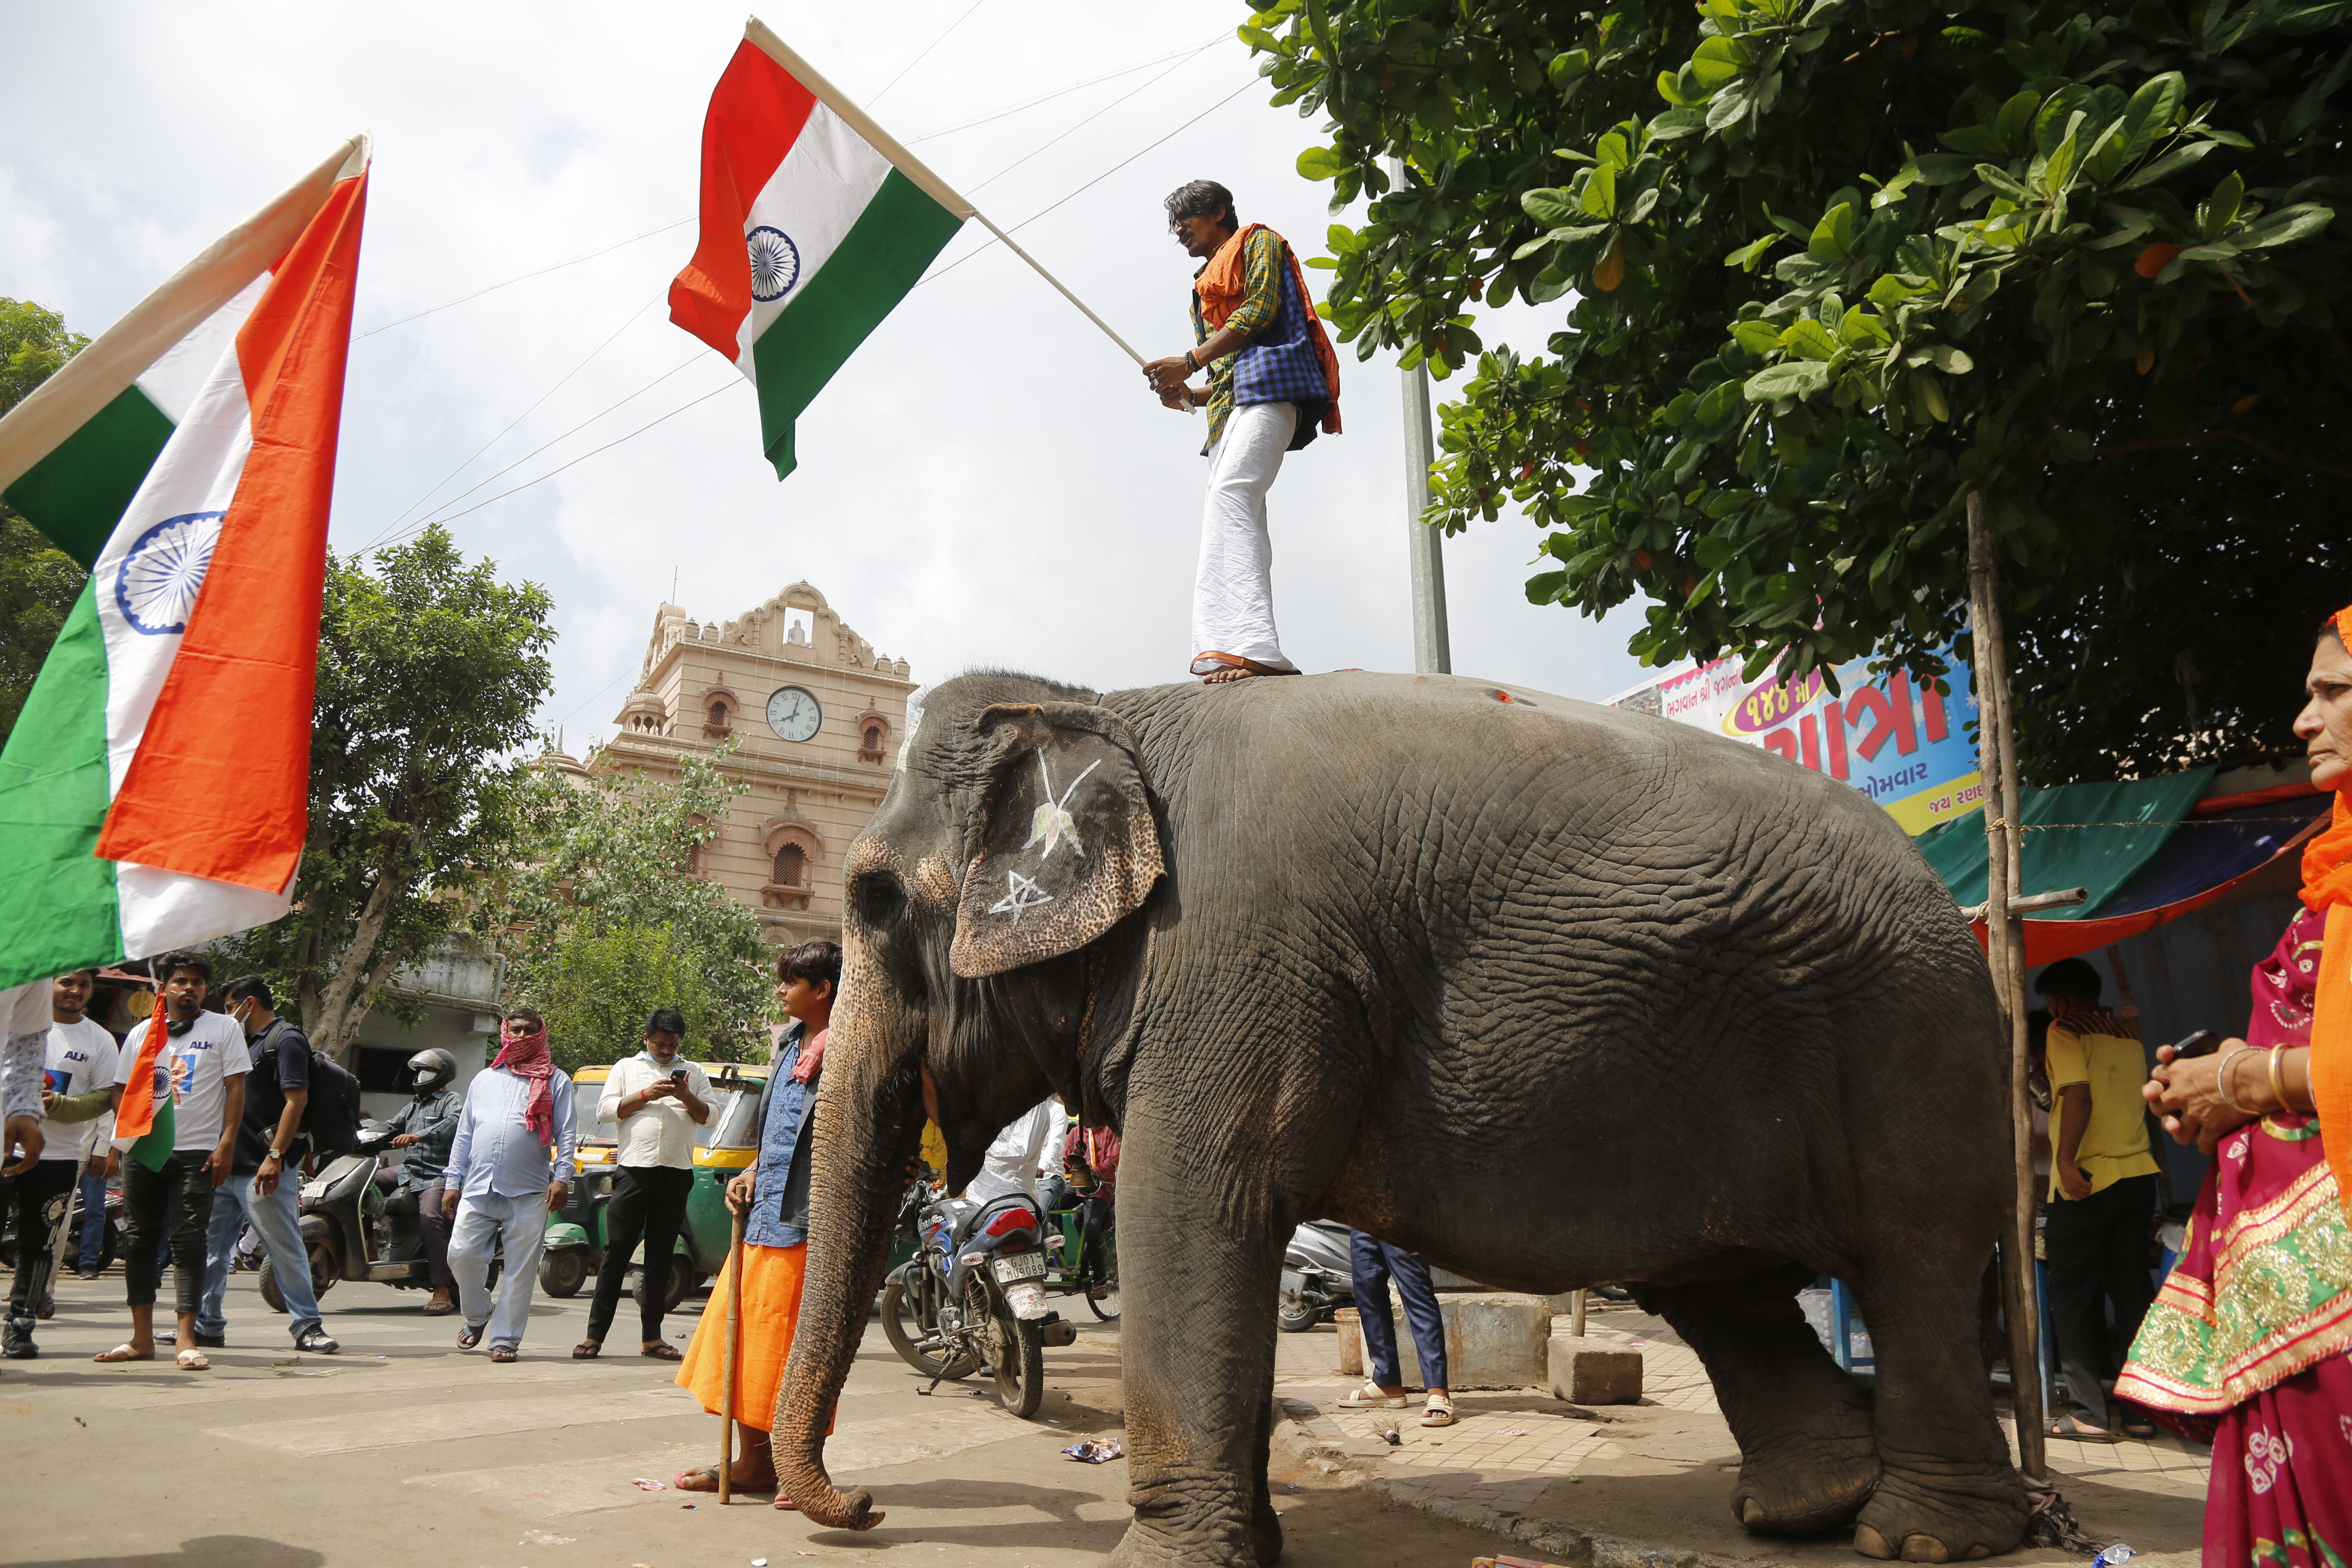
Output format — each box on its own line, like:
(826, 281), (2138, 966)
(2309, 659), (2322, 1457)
(256, 1022), (364, 1156)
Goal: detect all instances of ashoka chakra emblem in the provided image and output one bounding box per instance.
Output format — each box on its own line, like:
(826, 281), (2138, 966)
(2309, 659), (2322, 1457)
(115, 511), (224, 636)
(748, 225), (801, 303)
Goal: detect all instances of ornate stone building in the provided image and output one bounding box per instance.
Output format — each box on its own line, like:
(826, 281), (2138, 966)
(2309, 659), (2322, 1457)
(595, 582), (915, 950)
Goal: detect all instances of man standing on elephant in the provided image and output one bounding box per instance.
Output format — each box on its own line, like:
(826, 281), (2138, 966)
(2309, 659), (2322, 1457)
(1142, 180), (1342, 685)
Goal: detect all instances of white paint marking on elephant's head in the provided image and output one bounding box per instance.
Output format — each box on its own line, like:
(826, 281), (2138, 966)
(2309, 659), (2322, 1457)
(989, 870), (1054, 922)
(1021, 748), (1099, 862)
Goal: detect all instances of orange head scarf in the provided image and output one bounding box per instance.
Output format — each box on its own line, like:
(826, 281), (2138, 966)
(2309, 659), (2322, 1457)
(2296, 606), (2352, 1216)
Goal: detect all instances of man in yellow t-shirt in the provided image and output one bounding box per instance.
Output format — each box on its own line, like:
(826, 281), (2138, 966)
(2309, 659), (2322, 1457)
(2035, 958), (2163, 1441)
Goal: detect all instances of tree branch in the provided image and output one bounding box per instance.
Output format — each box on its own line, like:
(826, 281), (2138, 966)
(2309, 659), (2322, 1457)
(2091, 425), (2352, 478)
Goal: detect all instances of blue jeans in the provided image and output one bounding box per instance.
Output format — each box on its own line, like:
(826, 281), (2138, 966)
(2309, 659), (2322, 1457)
(198, 1173), (324, 1341)
(76, 1169), (108, 1271)
(447, 1189), (548, 1350)
(1350, 1230), (1448, 1391)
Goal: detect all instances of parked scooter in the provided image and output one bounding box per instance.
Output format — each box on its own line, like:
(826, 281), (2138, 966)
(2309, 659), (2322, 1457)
(261, 1119), (496, 1312)
(878, 1180), (1077, 1418)
(1278, 1218), (1356, 1332)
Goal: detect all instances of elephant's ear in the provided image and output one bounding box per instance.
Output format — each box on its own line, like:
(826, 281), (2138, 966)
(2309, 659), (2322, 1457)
(949, 702), (1165, 978)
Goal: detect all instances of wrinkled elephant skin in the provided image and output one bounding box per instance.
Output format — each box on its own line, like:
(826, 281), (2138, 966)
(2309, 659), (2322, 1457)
(768, 671), (2028, 1568)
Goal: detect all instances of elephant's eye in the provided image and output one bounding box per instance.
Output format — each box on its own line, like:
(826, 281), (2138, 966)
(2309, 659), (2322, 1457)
(851, 871), (909, 930)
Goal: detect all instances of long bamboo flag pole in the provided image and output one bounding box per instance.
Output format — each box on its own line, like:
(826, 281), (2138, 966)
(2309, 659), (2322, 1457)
(1967, 492), (2049, 1483)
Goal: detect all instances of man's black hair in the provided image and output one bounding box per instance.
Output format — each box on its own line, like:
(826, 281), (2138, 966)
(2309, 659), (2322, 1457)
(2033, 958), (2103, 1004)
(645, 1007), (687, 1038)
(1164, 179), (1236, 232)
(780, 938), (843, 997)
(222, 974), (273, 1009)
(157, 951), (212, 987)
(503, 1006), (546, 1029)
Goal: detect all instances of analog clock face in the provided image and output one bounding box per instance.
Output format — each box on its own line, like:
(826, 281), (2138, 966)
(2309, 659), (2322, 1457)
(766, 686), (822, 743)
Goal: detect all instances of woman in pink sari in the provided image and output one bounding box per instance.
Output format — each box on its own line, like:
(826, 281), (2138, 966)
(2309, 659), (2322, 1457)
(2117, 611), (2352, 1568)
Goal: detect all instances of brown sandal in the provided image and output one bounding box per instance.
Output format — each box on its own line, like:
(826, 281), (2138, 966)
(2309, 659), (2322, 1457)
(640, 1342), (682, 1361)
(573, 1341), (601, 1359)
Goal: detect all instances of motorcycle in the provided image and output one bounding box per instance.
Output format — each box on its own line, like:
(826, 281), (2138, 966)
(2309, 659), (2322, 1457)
(877, 1179), (1076, 1418)
(1278, 1218), (1355, 1333)
(261, 1119), (496, 1312)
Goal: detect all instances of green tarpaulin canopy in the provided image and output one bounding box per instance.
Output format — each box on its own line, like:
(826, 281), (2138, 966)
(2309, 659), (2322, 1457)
(1915, 767), (2216, 918)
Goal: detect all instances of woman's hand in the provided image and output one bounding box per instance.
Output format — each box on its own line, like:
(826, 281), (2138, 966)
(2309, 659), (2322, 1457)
(726, 1172), (756, 1216)
(2145, 1040), (2259, 1154)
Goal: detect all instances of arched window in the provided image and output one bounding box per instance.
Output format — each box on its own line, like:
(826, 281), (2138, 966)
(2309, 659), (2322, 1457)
(861, 722), (886, 761)
(774, 843), (806, 887)
(710, 700), (729, 727)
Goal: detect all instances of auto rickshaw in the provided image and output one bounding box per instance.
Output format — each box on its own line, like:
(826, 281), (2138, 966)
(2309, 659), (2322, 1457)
(539, 1060), (768, 1308)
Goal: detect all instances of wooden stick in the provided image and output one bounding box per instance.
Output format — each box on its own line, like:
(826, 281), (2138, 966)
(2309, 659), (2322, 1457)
(1967, 492), (2048, 1482)
(1570, 1288), (1587, 1339)
(719, 1208), (747, 1503)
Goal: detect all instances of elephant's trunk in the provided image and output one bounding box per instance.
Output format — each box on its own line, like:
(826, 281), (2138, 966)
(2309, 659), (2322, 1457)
(769, 935), (924, 1531)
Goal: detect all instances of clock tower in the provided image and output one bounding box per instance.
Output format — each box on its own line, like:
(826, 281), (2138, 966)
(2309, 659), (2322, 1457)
(602, 581), (917, 949)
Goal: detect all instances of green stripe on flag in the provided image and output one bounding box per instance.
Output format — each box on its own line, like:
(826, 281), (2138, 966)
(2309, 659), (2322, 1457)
(0, 581), (124, 991)
(1, 384), (175, 570)
(131, 1096), (176, 1174)
(751, 169), (964, 479)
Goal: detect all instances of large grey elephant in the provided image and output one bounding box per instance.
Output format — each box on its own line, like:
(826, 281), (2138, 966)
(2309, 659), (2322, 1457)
(772, 669), (2027, 1567)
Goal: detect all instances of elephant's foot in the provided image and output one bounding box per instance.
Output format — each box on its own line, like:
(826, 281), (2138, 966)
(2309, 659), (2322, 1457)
(1850, 1466), (2028, 1562)
(1106, 1495), (1275, 1568)
(1728, 1412), (1880, 1535)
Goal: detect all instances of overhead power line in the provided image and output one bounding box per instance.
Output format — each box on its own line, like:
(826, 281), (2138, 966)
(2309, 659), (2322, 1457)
(904, 32), (1229, 144)
(352, 218), (693, 341)
(966, 36), (1220, 196)
(869, 0), (989, 106)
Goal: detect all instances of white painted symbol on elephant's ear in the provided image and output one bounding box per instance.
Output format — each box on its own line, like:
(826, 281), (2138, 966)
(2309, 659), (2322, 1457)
(1022, 749), (1099, 862)
(989, 870), (1055, 922)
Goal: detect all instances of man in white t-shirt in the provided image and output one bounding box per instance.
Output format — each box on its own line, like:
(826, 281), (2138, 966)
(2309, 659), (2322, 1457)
(2, 971), (117, 1358)
(579, 1008), (712, 1360)
(965, 1097), (1063, 1207)
(93, 952), (249, 1371)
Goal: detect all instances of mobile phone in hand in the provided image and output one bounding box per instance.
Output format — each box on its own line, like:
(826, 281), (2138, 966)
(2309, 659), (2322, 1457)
(2170, 1029), (2221, 1058)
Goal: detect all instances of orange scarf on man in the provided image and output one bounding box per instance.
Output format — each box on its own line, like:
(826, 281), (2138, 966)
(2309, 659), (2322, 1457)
(1193, 223), (1343, 436)
(2297, 606), (2352, 1218)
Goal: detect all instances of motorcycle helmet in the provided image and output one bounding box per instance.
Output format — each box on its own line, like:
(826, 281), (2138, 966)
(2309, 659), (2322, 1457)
(407, 1048), (457, 1091)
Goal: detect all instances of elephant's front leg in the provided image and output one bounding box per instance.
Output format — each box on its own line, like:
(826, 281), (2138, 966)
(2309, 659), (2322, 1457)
(1109, 1116), (1287, 1568)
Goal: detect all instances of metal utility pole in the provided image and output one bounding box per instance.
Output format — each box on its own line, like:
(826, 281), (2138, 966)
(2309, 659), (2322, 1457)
(1967, 491), (2048, 1483)
(1390, 158), (1451, 676)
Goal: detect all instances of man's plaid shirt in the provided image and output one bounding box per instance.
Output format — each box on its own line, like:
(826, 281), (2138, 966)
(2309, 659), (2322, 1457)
(1191, 227), (1331, 452)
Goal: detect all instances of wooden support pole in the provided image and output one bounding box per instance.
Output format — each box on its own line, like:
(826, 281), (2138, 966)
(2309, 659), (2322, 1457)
(718, 1209), (746, 1503)
(1570, 1288), (1588, 1339)
(1967, 492), (2048, 1483)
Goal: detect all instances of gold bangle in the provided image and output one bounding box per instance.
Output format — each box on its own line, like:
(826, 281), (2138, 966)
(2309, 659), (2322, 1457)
(2269, 1046), (2290, 1113)
(2217, 1045), (2256, 1115)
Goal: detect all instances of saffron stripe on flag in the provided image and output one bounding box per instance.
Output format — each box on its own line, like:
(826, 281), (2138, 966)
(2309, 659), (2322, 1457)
(749, 169), (963, 477)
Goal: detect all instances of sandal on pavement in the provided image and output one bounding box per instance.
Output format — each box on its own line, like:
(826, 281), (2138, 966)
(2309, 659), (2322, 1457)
(2119, 1414), (2159, 1439)
(421, 1300), (457, 1316)
(573, 1341), (601, 1359)
(673, 1466), (780, 1495)
(489, 1345), (519, 1363)
(1421, 1393), (1457, 1428)
(641, 1342), (682, 1361)
(773, 1495), (801, 1512)
(1336, 1380), (1408, 1409)
(456, 1323), (486, 1350)
(92, 1343), (151, 1363)
(174, 1348), (211, 1371)
(2049, 1413), (2118, 1443)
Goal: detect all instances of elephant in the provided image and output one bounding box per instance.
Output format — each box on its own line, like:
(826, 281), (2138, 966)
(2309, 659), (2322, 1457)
(770, 668), (2029, 1568)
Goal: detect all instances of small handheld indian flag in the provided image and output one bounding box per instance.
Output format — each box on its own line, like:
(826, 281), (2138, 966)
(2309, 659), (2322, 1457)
(672, 20), (1148, 479)
(0, 136), (370, 994)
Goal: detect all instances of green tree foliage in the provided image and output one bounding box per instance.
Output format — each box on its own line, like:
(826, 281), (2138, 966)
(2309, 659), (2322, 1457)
(1250, 0), (2350, 780)
(226, 525), (556, 1058)
(0, 299), (92, 747)
(485, 746), (771, 1075)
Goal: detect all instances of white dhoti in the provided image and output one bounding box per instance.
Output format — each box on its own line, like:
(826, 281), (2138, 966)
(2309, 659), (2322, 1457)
(1190, 400), (1300, 677)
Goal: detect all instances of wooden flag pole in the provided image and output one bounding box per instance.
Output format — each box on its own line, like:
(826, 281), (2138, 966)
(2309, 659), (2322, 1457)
(1967, 492), (2048, 1483)
(719, 1208), (747, 1503)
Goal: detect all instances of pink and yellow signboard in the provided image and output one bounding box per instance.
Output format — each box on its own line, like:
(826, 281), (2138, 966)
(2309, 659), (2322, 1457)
(1608, 646), (1982, 836)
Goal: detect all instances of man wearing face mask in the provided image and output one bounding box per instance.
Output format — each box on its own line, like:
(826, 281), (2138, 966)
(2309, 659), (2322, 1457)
(578, 1008), (711, 1360)
(382, 1049), (463, 1315)
(443, 1009), (577, 1362)
(193, 976), (337, 1355)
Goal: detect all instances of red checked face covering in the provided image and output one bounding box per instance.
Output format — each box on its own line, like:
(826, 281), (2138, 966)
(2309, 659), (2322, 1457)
(492, 1021), (556, 1147)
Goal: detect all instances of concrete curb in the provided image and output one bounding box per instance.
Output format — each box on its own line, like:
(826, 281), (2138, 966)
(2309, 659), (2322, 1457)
(1270, 1394), (1795, 1568)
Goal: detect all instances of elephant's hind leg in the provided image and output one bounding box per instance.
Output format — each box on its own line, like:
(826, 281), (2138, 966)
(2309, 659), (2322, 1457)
(1639, 1263), (1880, 1534)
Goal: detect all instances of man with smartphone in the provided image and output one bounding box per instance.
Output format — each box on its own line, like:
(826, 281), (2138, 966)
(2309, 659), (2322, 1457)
(578, 1009), (711, 1360)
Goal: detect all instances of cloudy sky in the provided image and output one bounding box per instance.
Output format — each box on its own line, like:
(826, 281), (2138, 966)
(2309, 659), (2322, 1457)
(3, 1), (1654, 748)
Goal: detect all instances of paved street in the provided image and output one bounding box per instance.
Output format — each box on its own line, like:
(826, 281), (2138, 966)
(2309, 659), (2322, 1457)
(0, 1266), (1523, 1568)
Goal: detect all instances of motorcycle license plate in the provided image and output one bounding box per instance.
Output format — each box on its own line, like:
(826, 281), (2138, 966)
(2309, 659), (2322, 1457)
(991, 1253), (1046, 1283)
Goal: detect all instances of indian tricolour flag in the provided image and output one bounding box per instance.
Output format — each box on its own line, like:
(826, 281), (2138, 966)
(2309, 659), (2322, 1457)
(670, 20), (974, 479)
(0, 136), (370, 1002)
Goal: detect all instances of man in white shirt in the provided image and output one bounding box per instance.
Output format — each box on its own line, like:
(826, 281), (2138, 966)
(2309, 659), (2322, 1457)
(966, 1098), (1064, 1207)
(3, 971), (116, 1358)
(444, 1008), (577, 1362)
(577, 1008), (711, 1361)
(94, 952), (249, 1370)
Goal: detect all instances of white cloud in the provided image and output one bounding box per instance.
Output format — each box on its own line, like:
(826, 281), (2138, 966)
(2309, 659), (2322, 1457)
(2, 0), (1654, 747)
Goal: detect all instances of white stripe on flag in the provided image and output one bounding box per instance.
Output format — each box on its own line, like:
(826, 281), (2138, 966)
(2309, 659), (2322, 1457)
(734, 102), (893, 372)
